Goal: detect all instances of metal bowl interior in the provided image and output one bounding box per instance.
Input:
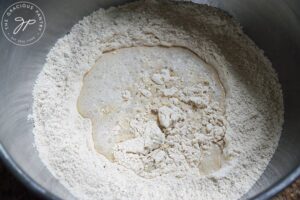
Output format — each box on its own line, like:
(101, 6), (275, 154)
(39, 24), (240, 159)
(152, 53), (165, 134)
(0, 0), (299, 199)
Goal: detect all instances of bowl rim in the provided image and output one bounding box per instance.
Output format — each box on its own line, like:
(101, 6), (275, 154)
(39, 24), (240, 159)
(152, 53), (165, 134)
(0, 143), (300, 200)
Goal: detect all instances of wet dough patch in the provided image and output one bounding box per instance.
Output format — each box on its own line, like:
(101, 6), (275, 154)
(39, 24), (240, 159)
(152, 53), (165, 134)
(77, 46), (227, 178)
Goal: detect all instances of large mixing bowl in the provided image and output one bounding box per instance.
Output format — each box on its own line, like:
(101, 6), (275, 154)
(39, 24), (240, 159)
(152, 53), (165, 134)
(0, 0), (299, 199)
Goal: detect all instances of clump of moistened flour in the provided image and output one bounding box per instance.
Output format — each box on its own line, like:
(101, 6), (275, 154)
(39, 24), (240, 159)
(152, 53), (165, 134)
(32, 0), (284, 200)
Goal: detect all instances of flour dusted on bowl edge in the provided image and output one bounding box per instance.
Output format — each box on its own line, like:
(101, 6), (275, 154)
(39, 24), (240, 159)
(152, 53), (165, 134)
(32, 1), (284, 199)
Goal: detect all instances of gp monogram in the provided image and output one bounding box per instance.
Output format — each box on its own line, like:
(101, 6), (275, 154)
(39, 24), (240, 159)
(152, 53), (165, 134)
(1, 1), (46, 46)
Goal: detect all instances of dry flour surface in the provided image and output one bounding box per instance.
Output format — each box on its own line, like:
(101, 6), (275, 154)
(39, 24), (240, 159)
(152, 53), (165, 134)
(32, 1), (284, 200)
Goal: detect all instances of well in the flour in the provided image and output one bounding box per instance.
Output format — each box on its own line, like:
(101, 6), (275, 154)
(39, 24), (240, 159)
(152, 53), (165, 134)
(77, 46), (227, 178)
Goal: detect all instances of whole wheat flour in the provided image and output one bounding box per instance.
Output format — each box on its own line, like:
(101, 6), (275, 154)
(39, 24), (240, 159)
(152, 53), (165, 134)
(32, 0), (284, 200)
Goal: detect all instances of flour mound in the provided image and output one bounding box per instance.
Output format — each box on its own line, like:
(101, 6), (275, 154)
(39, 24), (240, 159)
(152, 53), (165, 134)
(32, 1), (283, 200)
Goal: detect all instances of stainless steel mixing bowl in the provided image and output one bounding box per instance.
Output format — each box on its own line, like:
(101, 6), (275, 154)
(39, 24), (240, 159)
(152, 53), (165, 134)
(0, 0), (299, 199)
